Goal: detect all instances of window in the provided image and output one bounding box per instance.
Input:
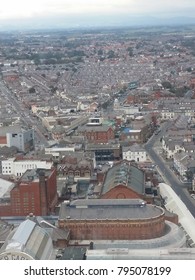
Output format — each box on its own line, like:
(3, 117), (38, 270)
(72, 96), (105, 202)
(75, 171), (80, 177)
(85, 171), (90, 177)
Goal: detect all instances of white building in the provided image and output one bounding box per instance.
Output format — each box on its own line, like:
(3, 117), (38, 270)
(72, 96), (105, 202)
(122, 143), (147, 162)
(173, 152), (188, 177)
(0, 126), (35, 152)
(161, 138), (185, 159)
(161, 110), (175, 120)
(45, 144), (78, 160)
(1, 158), (53, 177)
(114, 101), (140, 117)
(6, 128), (35, 153)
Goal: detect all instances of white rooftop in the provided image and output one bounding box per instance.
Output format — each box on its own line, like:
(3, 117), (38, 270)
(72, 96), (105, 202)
(0, 178), (14, 198)
(159, 183), (195, 244)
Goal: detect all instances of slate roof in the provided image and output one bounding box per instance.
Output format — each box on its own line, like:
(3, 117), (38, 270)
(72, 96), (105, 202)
(122, 143), (146, 153)
(101, 161), (145, 195)
(78, 124), (113, 132)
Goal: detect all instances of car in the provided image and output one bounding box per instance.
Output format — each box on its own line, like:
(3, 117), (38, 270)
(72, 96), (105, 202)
(155, 129), (161, 135)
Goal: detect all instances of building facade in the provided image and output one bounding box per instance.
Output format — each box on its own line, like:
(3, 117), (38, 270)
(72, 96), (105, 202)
(122, 144), (147, 162)
(0, 168), (58, 216)
(6, 128), (35, 153)
(1, 158), (53, 177)
(100, 161), (155, 203)
(58, 199), (166, 240)
(78, 125), (115, 144)
(85, 143), (121, 162)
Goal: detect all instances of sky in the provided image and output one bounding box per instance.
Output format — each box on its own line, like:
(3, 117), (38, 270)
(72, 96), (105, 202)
(1, 0), (195, 30)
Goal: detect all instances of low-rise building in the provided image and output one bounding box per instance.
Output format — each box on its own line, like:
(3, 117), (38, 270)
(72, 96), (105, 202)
(100, 160), (155, 203)
(161, 110), (175, 120)
(162, 138), (184, 159)
(57, 155), (94, 180)
(1, 157), (53, 177)
(78, 124), (115, 144)
(122, 143), (147, 162)
(85, 143), (121, 162)
(120, 115), (153, 144)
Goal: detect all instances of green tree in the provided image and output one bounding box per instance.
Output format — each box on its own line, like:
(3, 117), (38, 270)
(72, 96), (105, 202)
(98, 49), (103, 56)
(107, 50), (115, 59)
(29, 87), (36, 94)
(161, 81), (172, 89)
(127, 47), (133, 57)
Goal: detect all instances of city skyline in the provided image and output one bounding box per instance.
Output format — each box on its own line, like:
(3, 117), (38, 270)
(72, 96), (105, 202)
(1, 0), (195, 30)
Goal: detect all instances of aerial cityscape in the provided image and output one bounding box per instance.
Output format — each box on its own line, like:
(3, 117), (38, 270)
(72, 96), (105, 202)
(0, 1), (195, 261)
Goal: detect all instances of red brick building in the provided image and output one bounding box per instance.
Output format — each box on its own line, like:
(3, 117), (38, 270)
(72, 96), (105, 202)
(0, 136), (7, 147)
(57, 155), (94, 178)
(58, 199), (165, 240)
(120, 115), (153, 144)
(190, 78), (195, 89)
(2, 72), (19, 82)
(100, 160), (155, 203)
(0, 168), (58, 216)
(78, 125), (115, 143)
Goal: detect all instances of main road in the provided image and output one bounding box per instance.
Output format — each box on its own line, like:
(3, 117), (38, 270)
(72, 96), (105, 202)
(145, 121), (195, 217)
(0, 80), (49, 147)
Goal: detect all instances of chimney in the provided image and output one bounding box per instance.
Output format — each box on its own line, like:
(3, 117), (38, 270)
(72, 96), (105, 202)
(39, 170), (48, 215)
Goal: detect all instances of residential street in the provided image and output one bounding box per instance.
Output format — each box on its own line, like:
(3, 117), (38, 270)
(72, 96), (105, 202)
(145, 121), (195, 217)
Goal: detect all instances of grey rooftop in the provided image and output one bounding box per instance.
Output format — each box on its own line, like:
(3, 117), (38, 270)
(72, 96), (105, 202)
(59, 199), (164, 221)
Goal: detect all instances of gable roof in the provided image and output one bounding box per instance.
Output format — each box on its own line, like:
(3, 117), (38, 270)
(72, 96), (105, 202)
(122, 143), (146, 153)
(101, 161), (145, 195)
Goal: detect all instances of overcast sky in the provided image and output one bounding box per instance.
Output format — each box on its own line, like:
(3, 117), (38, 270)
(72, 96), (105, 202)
(0, 0), (195, 29)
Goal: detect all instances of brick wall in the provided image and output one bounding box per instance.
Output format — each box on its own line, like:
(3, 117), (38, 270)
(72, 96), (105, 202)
(101, 185), (140, 199)
(0, 204), (12, 216)
(10, 181), (41, 216)
(0, 169), (58, 217)
(61, 214), (165, 240)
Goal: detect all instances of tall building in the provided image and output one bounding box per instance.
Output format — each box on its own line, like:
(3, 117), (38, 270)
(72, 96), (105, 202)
(0, 125), (35, 153)
(0, 168), (58, 216)
(6, 128), (35, 153)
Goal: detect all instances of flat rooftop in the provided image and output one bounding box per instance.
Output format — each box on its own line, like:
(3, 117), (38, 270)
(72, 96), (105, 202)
(59, 199), (164, 220)
(21, 168), (52, 182)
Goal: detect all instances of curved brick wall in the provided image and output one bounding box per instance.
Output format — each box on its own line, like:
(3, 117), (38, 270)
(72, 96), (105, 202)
(59, 208), (165, 240)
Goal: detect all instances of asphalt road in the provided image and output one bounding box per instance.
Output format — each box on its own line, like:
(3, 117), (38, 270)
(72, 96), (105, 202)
(0, 80), (49, 147)
(145, 121), (195, 217)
